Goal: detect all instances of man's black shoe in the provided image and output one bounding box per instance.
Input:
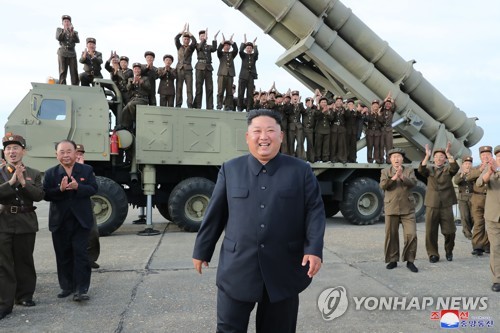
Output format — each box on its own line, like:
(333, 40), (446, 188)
(407, 262), (418, 273)
(73, 293), (90, 302)
(16, 299), (36, 307)
(429, 255), (439, 263)
(91, 262), (100, 269)
(446, 253), (453, 261)
(471, 249), (484, 256)
(386, 262), (397, 269)
(57, 290), (72, 298)
(492, 283), (500, 292)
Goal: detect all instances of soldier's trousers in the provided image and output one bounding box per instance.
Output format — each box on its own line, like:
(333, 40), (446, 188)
(217, 75), (234, 110)
(160, 94), (175, 107)
(304, 129), (315, 162)
(425, 206), (457, 258)
(0, 232), (36, 312)
(280, 124), (289, 155)
(384, 214), (417, 263)
(237, 78), (254, 111)
(330, 125), (347, 163)
(176, 69), (193, 108)
(314, 132), (330, 162)
(381, 128), (393, 163)
(288, 127), (304, 159)
(457, 197), (473, 240)
(485, 219), (500, 284)
(58, 55), (79, 85)
(366, 130), (382, 163)
(471, 193), (489, 251)
(347, 130), (357, 162)
(194, 69), (214, 109)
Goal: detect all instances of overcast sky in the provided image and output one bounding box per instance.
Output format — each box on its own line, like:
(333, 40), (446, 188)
(1, 0), (498, 161)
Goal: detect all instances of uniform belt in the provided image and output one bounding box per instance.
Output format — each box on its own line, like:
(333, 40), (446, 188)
(333, 122), (341, 125)
(459, 189), (471, 194)
(197, 59), (207, 63)
(0, 205), (36, 214)
(473, 191), (487, 196)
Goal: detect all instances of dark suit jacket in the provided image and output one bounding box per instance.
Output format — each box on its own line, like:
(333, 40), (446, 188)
(238, 44), (258, 80)
(43, 162), (98, 232)
(193, 153), (325, 303)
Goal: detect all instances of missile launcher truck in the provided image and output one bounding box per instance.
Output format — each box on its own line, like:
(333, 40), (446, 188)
(4, 0), (482, 235)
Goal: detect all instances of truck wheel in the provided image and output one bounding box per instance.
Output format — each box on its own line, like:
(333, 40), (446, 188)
(157, 203), (171, 221)
(340, 177), (383, 225)
(168, 177), (215, 232)
(412, 180), (426, 222)
(323, 198), (340, 217)
(92, 176), (129, 236)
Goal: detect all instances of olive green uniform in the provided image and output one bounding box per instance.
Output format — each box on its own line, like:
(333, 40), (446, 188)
(453, 171), (474, 239)
(0, 165), (44, 314)
(419, 161), (459, 260)
(468, 167), (489, 252)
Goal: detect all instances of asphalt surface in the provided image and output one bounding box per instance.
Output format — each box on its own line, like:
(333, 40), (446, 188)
(0, 202), (498, 333)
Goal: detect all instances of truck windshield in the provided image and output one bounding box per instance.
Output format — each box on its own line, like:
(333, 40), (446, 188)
(38, 99), (66, 120)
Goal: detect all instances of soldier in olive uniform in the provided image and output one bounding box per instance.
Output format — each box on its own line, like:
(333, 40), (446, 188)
(453, 156), (474, 240)
(237, 37), (258, 112)
(314, 97), (331, 162)
(302, 97), (316, 163)
(329, 96), (347, 163)
(56, 15), (80, 85)
(216, 37), (238, 111)
(194, 29), (218, 109)
(288, 91), (306, 159)
(272, 93), (289, 155)
(158, 55), (177, 107)
(120, 63), (151, 130)
(142, 51), (158, 106)
(478, 145), (500, 292)
(105, 54), (133, 106)
(345, 99), (360, 163)
(175, 24), (197, 108)
(365, 100), (383, 164)
(380, 148), (418, 273)
(419, 143), (459, 263)
(79, 37), (103, 86)
(380, 96), (395, 163)
(0, 134), (44, 320)
(469, 146), (492, 256)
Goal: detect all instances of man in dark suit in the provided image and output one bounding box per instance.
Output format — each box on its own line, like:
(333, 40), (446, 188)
(192, 109), (325, 332)
(43, 140), (98, 302)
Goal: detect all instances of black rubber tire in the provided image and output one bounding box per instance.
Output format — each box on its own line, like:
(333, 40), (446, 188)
(340, 177), (383, 225)
(92, 176), (129, 236)
(323, 198), (340, 217)
(412, 180), (426, 223)
(168, 177), (215, 232)
(157, 203), (171, 221)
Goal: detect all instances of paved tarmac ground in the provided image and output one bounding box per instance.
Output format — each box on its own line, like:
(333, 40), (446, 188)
(0, 202), (498, 333)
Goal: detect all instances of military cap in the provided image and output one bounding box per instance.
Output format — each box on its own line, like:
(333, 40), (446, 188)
(2, 133), (26, 148)
(275, 92), (283, 98)
(86, 37), (96, 44)
(433, 148), (446, 156)
(244, 42), (254, 48)
(182, 32), (190, 38)
(479, 145), (492, 154)
(305, 97), (312, 102)
(198, 30), (206, 35)
(291, 90), (299, 96)
(346, 99), (355, 104)
(62, 15), (71, 22)
(462, 156), (473, 163)
(223, 40), (232, 45)
(319, 97), (328, 103)
(132, 62), (142, 68)
(385, 98), (393, 103)
(119, 56), (129, 62)
(372, 99), (380, 105)
(335, 95), (343, 101)
(253, 91), (260, 96)
(163, 54), (174, 61)
(284, 94), (291, 99)
(328, 99), (335, 105)
(269, 89), (276, 95)
(144, 51), (155, 58)
(494, 145), (500, 155)
(76, 144), (85, 153)
(387, 147), (405, 157)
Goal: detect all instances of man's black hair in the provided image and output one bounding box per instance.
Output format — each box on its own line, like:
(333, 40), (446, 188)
(55, 139), (77, 151)
(246, 109), (282, 127)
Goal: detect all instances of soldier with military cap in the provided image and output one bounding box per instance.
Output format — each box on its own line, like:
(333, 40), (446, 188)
(380, 148), (418, 272)
(158, 54), (177, 107)
(0, 134), (44, 320)
(175, 23), (197, 108)
(345, 98), (360, 163)
(314, 96), (331, 162)
(302, 97), (316, 162)
(216, 34), (238, 111)
(104, 52), (133, 105)
(453, 155), (475, 239)
(118, 62), (151, 130)
(419, 143), (459, 263)
(79, 37), (103, 86)
(364, 99), (383, 163)
(468, 145), (492, 256)
(237, 35), (259, 112)
(194, 28), (218, 109)
(476, 145), (500, 291)
(329, 96), (347, 163)
(287, 90), (306, 159)
(380, 92), (396, 163)
(56, 14), (80, 85)
(141, 51), (158, 106)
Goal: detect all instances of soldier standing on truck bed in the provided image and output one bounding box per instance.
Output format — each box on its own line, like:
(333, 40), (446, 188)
(105, 53), (133, 106)
(194, 29), (218, 110)
(469, 146), (492, 256)
(158, 54), (176, 107)
(452, 156), (475, 240)
(142, 51), (158, 106)
(237, 35), (258, 112)
(364, 100), (383, 164)
(79, 37), (103, 86)
(119, 63), (151, 131)
(174, 24), (197, 108)
(287, 91), (305, 159)
(380, 94), (395, 164)
(302, 97), (316, 163)
(329, 96), (347, 164)
(56, 15), (80, 85)
(216, 35), (238, 111)
(314, 96), (331, 162)
(345, 99), (360, 163)
(419, 143), (459, 263)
